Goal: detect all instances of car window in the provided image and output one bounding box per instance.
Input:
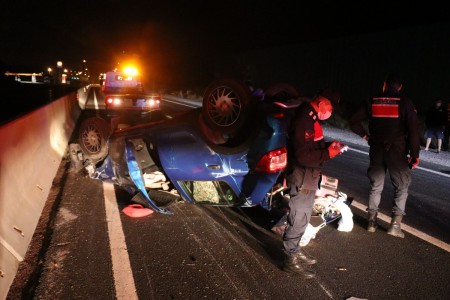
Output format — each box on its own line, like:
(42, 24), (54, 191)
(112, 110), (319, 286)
(178, 180), (240, 206)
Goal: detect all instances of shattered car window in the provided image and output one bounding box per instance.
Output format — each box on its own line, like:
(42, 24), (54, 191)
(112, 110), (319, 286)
(178, 181), (240, 206)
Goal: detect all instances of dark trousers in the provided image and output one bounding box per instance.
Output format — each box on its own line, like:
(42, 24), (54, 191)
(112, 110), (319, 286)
(367, 141), (411, 216)
(283, 188), (315, 253)
(444, 126), (450, 151)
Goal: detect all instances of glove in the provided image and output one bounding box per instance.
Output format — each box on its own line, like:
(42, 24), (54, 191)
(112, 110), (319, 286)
(408, 157), (420, 170)
(328, 142), (342, 159)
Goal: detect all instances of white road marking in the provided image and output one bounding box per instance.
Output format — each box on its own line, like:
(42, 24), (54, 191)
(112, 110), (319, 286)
(103, 182), (138, 299)
(162, 98), (200, 108)
(348, 147), (450, 177)
(93, 89), (99, 110)
(351, 200), (450, 252)
(345, 147), (450, 252)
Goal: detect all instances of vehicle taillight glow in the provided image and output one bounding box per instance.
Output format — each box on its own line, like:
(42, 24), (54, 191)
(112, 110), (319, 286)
(273, 113), (284, 118)
(106, 97), (122, 106)
(255, 147), (287, 173)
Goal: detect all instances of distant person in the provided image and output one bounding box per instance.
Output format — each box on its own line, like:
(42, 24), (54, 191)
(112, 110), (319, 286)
(282, 88), (344, 278)
(348, 73), (420, 238)
(424, 99), (446, 153)
(442, 101), (450, 151)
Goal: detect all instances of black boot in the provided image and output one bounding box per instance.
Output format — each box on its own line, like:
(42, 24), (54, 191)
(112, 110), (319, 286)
(283, 254), (316, 279)
(367, 211), (378, 232)
(295, 248), (317, 265)
(387, 215), (404, 238)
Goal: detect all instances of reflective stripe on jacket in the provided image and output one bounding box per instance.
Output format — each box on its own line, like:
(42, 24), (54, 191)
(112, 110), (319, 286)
(349, 88), (420, 158)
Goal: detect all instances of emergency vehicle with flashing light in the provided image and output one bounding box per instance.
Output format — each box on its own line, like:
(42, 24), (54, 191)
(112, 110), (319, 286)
(101, 67), (160, 116)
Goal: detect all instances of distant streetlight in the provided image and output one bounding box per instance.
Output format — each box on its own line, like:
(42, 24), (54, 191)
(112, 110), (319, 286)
(56, 61), (63, 83)
(82, 59), (90, 82)
(47, 67), (52, 73)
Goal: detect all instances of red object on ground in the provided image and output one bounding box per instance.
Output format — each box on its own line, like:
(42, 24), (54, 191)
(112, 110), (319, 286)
(122, 204), (154, 218)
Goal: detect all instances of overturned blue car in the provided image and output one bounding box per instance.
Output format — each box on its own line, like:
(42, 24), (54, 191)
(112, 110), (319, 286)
(70, 79), (351, 228)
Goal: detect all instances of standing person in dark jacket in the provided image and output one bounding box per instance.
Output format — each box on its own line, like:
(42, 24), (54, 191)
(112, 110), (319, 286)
(348, 73), (420, 238)
(282, 88), (344, 278)
(424, 99), (446, 153)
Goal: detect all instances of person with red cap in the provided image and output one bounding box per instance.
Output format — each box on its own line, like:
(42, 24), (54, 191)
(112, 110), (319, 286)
(282, 87), (344, 278)
(349, 73), (420, 238)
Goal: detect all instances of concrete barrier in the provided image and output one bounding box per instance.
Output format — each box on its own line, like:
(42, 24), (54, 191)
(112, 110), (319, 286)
(0, 86), (88, 299)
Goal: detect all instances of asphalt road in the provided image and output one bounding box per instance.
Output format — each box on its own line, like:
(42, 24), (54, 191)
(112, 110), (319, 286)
(9, 160), (450, 299)
(7, 86), (450, 300)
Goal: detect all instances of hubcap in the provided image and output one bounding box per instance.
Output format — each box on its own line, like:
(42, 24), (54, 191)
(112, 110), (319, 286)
(206, 86), (242, 127)
(82, 125), (101, 154)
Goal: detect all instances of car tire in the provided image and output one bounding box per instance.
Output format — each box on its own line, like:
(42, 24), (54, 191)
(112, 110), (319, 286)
(202, 79), (254, 137)
(131, 190), (180, 208)
(78, 116), (110, 162)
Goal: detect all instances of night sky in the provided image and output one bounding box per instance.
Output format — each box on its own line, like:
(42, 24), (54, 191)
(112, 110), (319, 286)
(1, 1), (449, 84)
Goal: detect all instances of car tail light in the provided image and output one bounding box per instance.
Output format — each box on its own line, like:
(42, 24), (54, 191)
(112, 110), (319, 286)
(150, 98), (160, 105)
(106, 97), (122, 106)
(272, 113), (284, 118)
(255, 147), (287, 173)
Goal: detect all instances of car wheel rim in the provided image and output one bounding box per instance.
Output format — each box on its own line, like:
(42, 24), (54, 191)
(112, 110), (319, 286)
(81, 125), (102, 154)
(206, 86), (242, 127)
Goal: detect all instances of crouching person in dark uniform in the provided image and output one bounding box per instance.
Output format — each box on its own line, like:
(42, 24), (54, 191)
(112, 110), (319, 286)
(282, 88), (344, 278)
(349, 73), (420, 238)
